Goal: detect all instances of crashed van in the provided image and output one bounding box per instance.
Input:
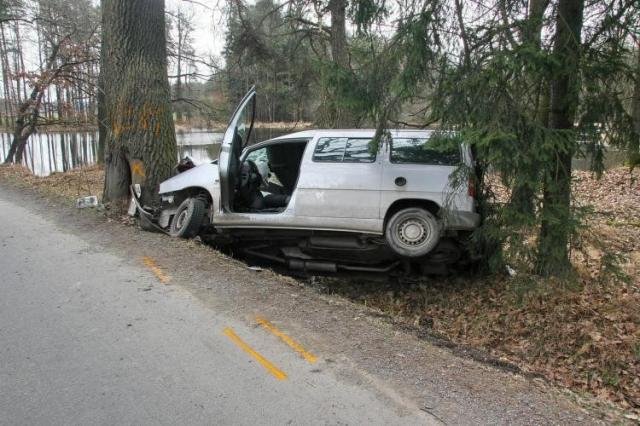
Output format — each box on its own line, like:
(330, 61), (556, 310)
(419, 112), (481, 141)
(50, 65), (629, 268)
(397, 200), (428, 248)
(134, 88), (480, 273)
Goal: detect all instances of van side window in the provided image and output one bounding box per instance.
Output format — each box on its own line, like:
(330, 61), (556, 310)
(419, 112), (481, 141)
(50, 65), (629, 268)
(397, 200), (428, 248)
(391, 138), (460, 165)
(344, 138), (376, 163)
(313, 137), (376, 163)
(312, 138), (346, 162)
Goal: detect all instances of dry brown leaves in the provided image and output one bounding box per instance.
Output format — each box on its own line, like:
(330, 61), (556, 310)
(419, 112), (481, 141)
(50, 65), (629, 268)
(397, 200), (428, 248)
(0, 164), (104, 202)
(320, 270), (640, 415)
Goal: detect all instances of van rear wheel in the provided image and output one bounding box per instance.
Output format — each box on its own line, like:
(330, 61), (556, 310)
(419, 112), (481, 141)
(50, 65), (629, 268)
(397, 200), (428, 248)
(385, 207), (441, 258)
(169, 198), (205, 238)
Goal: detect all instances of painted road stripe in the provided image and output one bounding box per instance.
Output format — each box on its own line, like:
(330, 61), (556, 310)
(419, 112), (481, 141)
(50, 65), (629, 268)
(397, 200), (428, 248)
(223, 327), (288, 381)
(256, 316), (318, 364)
(141, 256), (170, 284)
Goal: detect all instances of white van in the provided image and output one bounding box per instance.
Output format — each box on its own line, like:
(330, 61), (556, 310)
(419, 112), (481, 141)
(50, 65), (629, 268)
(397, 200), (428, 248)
(136, 88), (480, 273)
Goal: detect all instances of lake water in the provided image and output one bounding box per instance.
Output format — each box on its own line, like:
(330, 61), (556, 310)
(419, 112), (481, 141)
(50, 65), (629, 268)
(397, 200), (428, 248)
(0, 130), (627, 177)
(0, 131), (226, 177)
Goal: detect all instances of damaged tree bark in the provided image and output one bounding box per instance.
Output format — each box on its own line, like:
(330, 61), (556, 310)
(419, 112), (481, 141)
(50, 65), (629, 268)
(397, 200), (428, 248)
(100, 0), (177, 212)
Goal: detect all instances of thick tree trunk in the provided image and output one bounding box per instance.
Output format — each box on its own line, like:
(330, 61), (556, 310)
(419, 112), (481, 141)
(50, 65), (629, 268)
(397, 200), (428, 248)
(536, 0), (584, 277)
(100, 0), (177, 212)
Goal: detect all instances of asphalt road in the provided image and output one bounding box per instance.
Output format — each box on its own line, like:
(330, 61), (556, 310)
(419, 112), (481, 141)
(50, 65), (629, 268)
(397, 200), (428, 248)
(0, 193), (431, 425)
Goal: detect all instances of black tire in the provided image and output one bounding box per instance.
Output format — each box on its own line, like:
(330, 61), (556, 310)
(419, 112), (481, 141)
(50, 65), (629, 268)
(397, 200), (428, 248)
(169, 198), (206, 238)
(385, 207), (442, 258)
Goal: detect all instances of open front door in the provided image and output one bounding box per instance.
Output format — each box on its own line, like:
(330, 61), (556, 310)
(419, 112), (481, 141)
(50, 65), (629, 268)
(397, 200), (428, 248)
(218, 87), (256, 211)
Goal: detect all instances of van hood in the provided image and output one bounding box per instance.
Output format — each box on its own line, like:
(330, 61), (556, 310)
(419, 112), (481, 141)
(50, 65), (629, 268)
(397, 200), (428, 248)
(159, 162), (219, 195)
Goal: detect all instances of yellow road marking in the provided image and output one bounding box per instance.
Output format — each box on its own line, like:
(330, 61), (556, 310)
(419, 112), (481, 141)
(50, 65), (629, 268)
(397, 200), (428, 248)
(141, 256), (170, 284)
(222, 327), (288, 381)
(255, 316), (318, 364)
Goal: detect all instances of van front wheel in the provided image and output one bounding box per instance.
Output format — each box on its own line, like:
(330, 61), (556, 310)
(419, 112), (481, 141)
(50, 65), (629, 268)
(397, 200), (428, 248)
(385, 208), (441, 258)
(169, 198), (205, 238)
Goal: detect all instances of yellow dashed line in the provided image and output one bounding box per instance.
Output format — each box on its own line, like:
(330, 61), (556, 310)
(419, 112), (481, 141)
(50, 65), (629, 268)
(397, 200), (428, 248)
(223, 327), (288, 380)
(141, 256), (170, 284)
(256, 316), (318, 364)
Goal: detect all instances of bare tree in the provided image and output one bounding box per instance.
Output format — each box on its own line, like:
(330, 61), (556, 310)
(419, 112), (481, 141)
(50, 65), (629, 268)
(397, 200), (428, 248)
(169, 6), (196, 122)
(2, 0), (99, 164)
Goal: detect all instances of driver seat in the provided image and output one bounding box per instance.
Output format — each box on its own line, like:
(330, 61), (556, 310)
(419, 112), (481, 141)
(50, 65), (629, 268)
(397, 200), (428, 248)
(237, 162), (290, 211)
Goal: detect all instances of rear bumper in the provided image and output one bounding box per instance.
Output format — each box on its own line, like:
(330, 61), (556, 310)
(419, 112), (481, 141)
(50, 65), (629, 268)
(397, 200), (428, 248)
(445, 210), (481, 231)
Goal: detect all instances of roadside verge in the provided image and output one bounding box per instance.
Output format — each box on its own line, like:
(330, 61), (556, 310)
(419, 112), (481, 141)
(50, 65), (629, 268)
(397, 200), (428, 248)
(0, 163), (634, 423)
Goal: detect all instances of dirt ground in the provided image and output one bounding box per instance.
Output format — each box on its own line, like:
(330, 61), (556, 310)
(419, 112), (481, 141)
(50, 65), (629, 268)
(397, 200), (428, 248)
(1, 163), (638, 420)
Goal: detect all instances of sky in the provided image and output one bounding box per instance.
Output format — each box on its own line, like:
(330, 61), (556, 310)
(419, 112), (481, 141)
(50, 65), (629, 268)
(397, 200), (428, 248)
(12, 0), (228, 78)
(166, 0), (228, 72)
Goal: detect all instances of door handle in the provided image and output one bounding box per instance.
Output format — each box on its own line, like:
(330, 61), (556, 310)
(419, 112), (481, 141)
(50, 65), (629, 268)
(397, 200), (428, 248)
(395, 177), (407, 187)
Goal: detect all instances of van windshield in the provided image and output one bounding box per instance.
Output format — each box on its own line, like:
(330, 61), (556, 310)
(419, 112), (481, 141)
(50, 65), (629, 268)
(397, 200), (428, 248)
(391, 137), (460, 165)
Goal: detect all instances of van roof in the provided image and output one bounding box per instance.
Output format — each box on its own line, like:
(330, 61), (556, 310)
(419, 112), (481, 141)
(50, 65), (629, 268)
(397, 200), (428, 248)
(269, 129), (437, 141)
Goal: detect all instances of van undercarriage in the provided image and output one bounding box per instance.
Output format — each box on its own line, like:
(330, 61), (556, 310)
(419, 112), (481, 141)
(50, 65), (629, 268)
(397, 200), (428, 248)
(202, 228), (471, 275)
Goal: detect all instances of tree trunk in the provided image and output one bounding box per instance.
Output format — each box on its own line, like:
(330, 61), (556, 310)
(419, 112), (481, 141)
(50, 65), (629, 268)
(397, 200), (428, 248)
(536, 0), (584, 277)
(96, 16), (107, 165)
(630, 45), (640, 156)
(509, 0), (550, 214)
(328, 0), (347, 68)
(61, 133), (69, 172)
(326, 0), (350, 127)
(4, 40), (63, 164)
(0, 24), (14, 126)
(100, 0), (177, 212)
(175, 14), (183, 122)
(4, 85), (45, 164)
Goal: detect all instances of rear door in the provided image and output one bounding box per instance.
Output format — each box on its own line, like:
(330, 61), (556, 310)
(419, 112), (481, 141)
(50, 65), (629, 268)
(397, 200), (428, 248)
(295, 135), (382, 220)
(380, 133), (467, 216)
(218, 87), (256, 211)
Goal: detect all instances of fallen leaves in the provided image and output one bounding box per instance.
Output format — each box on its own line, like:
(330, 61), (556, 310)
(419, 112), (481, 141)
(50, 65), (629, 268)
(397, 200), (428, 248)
(0, 163), (104, 202)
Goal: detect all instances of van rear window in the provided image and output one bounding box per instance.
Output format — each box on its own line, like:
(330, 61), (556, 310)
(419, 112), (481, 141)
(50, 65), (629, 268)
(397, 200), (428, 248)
(391, 137), (461, 165)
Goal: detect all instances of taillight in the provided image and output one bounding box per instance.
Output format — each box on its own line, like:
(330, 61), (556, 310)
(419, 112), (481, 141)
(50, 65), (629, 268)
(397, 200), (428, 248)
(468, 177), (476, 198)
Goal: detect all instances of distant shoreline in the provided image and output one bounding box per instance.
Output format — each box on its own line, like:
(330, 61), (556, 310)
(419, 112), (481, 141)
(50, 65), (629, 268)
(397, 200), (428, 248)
(0, 121), (313, 134)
